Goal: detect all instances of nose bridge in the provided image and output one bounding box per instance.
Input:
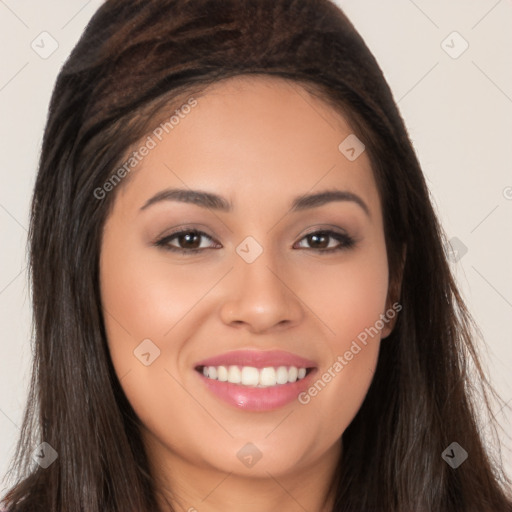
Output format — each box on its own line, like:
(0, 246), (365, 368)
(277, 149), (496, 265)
(219, 239), (303, 331)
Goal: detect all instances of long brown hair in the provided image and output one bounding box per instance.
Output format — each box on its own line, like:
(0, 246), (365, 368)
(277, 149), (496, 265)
(2, 1), (511, 510)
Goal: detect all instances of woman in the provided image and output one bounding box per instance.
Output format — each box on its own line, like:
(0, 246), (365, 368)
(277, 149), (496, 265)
(2, 0), (511, 511)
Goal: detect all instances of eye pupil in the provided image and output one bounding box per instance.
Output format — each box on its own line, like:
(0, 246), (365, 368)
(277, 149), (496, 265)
(179, 232), (200, 249)
(309, 233), (328, 248)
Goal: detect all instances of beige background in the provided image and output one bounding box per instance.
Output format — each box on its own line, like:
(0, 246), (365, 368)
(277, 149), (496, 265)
(1, 0), (511, 491)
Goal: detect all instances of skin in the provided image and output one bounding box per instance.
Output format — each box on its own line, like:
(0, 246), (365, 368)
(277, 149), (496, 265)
(100, 75), (398, 512)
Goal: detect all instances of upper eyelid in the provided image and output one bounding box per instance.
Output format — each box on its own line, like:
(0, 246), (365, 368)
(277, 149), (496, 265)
(160, 228), (216, 242)
(160, 222), (351, 237)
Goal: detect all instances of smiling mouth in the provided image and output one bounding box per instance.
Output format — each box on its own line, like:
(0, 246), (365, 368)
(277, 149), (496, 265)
(195, 365), (315, 388)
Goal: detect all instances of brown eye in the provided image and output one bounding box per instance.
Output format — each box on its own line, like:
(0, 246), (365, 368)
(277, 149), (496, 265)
(295, 230), (356, 253)
(155, 229), (356, 255)
(306, 233), (330, 249)
(174, 232), (202, 250)
(155, 230), (218, 253)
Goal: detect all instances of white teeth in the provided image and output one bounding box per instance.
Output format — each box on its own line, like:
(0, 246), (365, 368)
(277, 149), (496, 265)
(276, 366), (289, 384)
(217, 365), (228, 381)
(259, 367), (276, 387)
(227, 365), (241, 384)
(241, 366), (259, 386)
(201, 365), (309, 387)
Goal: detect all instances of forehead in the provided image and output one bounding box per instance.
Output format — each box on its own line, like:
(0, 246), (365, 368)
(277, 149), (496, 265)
(112, 75), (381, 219)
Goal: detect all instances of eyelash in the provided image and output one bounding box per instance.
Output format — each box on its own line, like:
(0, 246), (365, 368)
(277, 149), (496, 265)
(154, 228), (356, 255)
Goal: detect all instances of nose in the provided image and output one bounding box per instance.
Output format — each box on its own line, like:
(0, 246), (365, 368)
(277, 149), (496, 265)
(218, 252), (304, 334)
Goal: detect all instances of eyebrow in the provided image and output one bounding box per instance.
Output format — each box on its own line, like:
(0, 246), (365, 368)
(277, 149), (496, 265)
(140, 188), (370, 217)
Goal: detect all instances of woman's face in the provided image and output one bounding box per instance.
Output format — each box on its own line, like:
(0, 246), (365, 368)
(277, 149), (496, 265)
(100, 76), (394, 483)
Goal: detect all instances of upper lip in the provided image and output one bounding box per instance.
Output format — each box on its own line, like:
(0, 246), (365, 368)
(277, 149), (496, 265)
(195, 350), (317, 369)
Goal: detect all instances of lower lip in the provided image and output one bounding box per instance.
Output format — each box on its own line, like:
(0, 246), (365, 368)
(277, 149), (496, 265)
(197, 370), (316, 411)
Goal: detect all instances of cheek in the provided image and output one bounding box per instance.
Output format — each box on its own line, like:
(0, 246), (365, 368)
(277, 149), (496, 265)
(296, 240), (388, 433)
(99, 235), (235, 444)
(306, 240), (389, 348)
(99, 238), (211, 449)
(99, 236), (218, 361)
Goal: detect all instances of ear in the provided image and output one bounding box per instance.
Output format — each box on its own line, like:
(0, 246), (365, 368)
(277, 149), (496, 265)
(381, 244), (406, 339)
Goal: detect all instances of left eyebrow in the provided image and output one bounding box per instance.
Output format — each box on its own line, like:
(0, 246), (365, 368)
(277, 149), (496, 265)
(140, 187), (370, 218)
(290, 189), (370, 217)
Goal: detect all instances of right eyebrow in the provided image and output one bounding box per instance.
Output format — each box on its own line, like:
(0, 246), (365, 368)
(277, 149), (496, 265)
(140, 188), (232, 212)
